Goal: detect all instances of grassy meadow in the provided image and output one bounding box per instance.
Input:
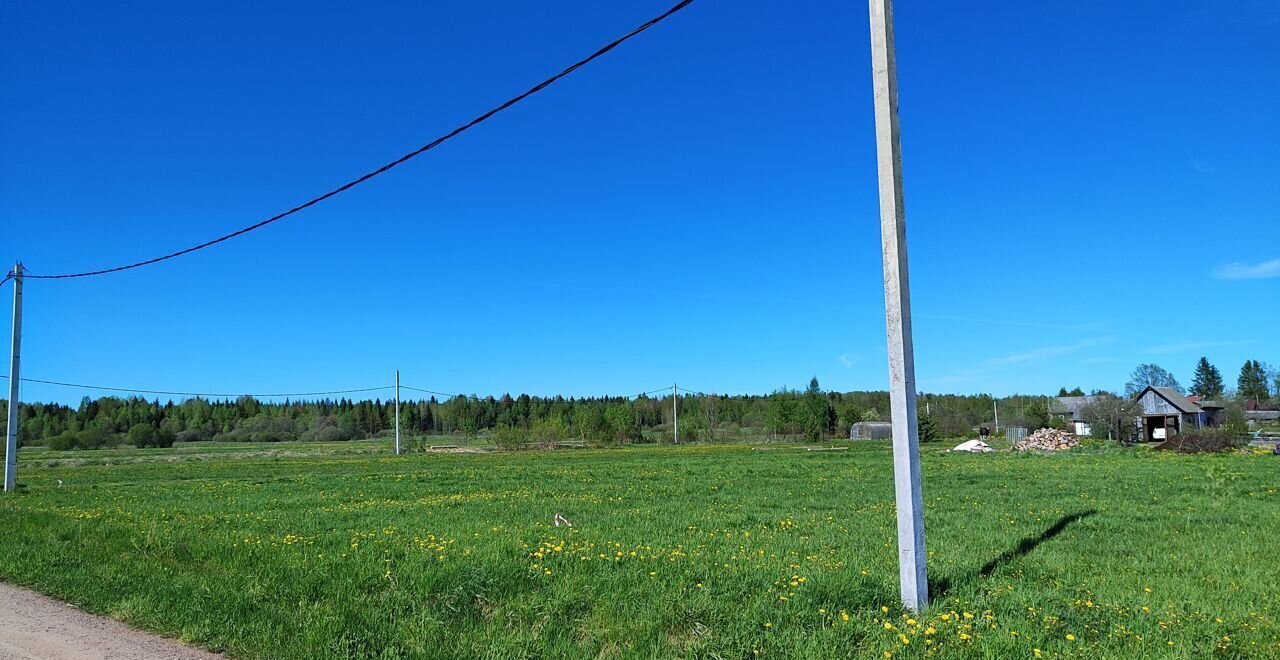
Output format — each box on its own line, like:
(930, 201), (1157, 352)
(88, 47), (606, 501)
(0, 441), (1277, 659)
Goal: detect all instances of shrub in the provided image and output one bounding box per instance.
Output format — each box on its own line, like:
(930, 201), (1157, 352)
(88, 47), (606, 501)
(249, 431), (294, 443)
(155, 428), (176, 448)
(75, 427), (114, 449)
(176, 423), (216, 443)
(304, 425), (351, 443)
(129, 424), (157, 448)
(48, 431), (77, 451)
(531, 417), (568, 449)
(1154, 428), (1246, 454)
(492, 425), (528, 451)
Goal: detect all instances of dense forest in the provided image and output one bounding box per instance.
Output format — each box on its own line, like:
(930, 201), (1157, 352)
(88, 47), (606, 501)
(1, 378), (1066, 450)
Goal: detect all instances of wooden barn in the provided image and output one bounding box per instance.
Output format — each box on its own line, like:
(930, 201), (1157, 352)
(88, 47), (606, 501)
(1133, 386), (1224, 442)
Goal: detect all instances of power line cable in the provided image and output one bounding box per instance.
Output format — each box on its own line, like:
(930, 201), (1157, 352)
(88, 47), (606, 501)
(1, 377), (694, 402)
(24, 0), (696, 281)
(399, 386), (483, 400)
(400, 385), (676, 401)
(0, 374), (392, 399)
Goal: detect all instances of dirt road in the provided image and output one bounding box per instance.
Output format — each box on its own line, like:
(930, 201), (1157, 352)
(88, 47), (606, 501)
(0, 583), (222, 660)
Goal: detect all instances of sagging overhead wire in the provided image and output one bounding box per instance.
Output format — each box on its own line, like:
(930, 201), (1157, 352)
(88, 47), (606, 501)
(400, 385), (675, 401)
(0, 374), (393, 399)
(3, 376), (708, 403)
(23, 0), (696, 281)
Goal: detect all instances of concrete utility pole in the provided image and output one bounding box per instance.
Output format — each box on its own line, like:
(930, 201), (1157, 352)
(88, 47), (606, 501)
(394, 370), (401, 456)
(5, 263), (23, 493)
(993, 399), (1000, 434)
(868, 0), (928, 610)
(672, 383), (679, 444)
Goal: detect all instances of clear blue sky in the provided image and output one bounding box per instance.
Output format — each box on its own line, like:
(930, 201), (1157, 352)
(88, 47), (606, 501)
(3, 0), (1278, 404)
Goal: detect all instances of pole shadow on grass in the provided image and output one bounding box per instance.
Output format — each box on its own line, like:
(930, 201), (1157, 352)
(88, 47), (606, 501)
(929, 509), (1097, 600)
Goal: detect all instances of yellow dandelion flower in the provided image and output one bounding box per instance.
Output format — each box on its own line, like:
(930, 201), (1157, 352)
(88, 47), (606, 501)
(1066, 634), (1076, 641)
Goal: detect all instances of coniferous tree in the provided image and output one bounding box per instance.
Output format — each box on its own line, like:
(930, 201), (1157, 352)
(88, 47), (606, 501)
(1237, 360), (1270, 403)
(1189, 357), (1224, 399)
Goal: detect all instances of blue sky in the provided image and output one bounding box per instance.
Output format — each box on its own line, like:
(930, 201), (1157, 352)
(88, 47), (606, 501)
(2, 0), (1277, 404)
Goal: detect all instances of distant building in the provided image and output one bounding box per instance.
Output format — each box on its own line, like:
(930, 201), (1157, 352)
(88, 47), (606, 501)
(849, 422), (893, 440)
(1133, 386), (1224, 442)
(1049, 395), (1110, 436)
(1246, 410), (1280, 426)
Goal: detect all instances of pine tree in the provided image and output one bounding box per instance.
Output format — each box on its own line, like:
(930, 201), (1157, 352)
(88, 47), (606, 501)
(917, 409), (938, 443)
(1189, 357), (1224, 399)
(1238, 360), (1270, 403)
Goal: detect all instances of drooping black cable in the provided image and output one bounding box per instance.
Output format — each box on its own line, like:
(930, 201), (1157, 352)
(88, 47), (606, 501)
(0, 374), (393, 399)
(26, 0), (696, 281)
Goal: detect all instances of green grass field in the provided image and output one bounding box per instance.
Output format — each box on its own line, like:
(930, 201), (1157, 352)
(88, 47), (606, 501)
(1, 442), (1277, 659)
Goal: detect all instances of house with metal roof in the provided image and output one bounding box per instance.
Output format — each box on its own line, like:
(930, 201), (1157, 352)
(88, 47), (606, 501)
(1133, 386), (1224, 442)
(1049, 395), (1110, 436)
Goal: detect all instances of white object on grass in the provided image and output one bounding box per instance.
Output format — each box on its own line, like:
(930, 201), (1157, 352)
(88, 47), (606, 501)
(952, 440), (993, 453)
(553, 513), (573, 528)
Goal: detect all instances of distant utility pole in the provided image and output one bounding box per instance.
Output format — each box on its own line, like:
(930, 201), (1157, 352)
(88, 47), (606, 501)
(394, 370), (401, 456)
(868, 0), (928, 610)
(672, 383), (679, 444)
(993, 399), (999, 434)
(5, 263), (23, 493)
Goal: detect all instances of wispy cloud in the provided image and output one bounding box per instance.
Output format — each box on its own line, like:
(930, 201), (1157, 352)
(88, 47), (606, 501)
(837, 354), (858, 368)
(919, 314), (1109, 334)
(983, 338), (1113, 366)
(1212, 258), (1280, 280)
(1190, 159), (1215, 174)
(1081, 357), (1126, 365)
(1143, 340), (1251, 355)
(917, 315), (1149, 339)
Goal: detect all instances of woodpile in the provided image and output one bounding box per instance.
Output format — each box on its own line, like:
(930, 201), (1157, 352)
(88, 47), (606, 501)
(1013, 428), (1079, 451)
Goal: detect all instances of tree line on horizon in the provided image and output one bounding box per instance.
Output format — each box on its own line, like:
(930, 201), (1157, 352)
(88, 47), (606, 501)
(2, 378), (1065, 450)
(3, 356), (1274, 451)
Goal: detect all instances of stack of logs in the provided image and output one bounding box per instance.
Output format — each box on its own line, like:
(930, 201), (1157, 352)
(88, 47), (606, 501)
(1013, 428), (1079, 451)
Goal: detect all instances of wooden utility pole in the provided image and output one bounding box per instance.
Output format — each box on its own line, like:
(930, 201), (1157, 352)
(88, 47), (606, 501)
(672, 383), (679, 444)
(394, 370), (401, 456)
(4, 263), (23, 493)
(868, 0), (928, 610)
